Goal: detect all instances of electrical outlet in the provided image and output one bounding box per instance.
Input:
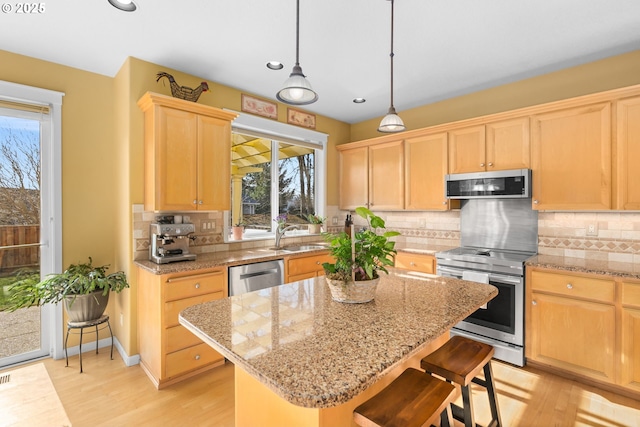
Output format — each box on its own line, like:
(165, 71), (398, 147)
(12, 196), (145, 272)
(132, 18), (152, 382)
(586, 223), (598, 236)
(211, 221), (216, 229)
(332, 216), (338, 225)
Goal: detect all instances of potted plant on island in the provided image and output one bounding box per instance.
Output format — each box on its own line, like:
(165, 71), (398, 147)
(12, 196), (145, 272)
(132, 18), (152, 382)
(7, 257), (129, 322)
(322, 207), (400, 303)
(305, 213), (326, 234)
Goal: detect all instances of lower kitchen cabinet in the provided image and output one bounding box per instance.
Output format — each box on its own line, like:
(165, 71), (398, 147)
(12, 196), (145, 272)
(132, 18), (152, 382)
(526, 268), (640, 396)
(620, 280), (640, 392)
(138, 266), (227, 389)
(286, 252), (333, 283)
(394, 252), (436, 275)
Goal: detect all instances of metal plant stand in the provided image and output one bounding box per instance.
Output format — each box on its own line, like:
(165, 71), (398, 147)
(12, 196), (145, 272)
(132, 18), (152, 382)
(64, 314), (113, 373)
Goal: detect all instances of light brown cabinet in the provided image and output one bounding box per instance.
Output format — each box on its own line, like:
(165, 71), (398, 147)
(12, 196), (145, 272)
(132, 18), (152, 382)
(531, 103), (611, 210)
(620, 280), (640, 393)
(394, 252), (436, 274)
(138, 267), (227, 389)
(138, 92), (237, 211)
(286, 252), (333, 283)
(527, 269), (616, 384)
(404, 133), (450, 210)
(448, 118), (530, 174)
(615, 96), (640, 210)
(338, 140), (404, 211)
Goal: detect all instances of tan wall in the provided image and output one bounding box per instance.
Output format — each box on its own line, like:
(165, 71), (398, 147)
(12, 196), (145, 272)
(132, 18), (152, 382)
(350, 49), (640, 142)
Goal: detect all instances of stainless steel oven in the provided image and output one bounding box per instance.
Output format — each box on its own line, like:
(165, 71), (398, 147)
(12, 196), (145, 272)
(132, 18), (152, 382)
(436, 262), (525, 366)
(435, 197), (537, 367)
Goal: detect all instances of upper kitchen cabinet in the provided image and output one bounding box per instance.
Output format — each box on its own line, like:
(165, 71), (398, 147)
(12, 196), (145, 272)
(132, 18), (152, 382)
(448, 117), (530, 174)
(405, 132), (450, 210)
(138, 92), (237, 211)
(531, 102), (611, 210)
(338, 140), (404, 211)
(615, 96), (640, 210)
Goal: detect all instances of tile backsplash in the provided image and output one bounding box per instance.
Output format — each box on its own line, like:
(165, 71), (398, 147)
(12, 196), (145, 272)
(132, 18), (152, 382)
(133, 204), (640, 263)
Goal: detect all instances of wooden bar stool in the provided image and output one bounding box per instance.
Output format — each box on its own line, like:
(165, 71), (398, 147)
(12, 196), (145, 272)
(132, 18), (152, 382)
(353, 368), (456, 427)
(420, 335), (502, 427)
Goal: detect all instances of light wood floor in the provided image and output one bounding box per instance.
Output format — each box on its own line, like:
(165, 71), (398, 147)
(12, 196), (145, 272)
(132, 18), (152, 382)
(3, 350), (640, 427)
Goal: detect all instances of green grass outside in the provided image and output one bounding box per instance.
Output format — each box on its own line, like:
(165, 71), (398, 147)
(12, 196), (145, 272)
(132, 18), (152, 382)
(0, 270), (39, 311)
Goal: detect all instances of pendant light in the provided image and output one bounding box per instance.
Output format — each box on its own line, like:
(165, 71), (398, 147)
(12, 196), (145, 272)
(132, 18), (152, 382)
(378, 0), (405, 133)
(108, 0), (136, 12)
(276, 0), (318, 105)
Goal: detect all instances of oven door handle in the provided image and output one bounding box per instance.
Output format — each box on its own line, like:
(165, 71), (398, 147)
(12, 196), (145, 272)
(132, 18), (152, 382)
(437, 266), (522, 285)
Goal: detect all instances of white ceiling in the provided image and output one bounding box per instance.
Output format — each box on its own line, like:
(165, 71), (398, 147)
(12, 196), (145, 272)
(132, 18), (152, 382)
(1, 0), (639, 124)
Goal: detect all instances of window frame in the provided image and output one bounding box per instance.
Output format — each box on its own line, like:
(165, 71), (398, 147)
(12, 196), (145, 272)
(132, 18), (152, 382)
(225, 110), (327, 243)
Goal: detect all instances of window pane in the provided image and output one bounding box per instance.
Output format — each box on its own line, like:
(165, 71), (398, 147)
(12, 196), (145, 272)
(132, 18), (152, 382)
(278, 142), (315, 222)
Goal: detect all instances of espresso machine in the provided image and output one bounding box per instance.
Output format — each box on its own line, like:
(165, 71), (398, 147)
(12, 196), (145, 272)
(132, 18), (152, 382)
(149, 222), (197, 264)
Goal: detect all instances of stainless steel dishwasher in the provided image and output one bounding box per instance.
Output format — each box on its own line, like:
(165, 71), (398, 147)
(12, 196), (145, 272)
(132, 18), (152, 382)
(228, 259), (285, 296)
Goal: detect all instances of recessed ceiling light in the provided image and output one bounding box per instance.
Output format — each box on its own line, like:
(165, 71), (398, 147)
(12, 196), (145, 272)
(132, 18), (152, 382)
(353, 98), (366, 104)
(108, 0), (137, 12)
(266, 61), (284, 70)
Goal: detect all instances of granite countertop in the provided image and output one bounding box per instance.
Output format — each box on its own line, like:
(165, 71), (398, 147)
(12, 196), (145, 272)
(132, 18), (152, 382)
(526, 254), (640, 280)
(134, 245), (330, 275)
(395, 244), (458, 255)
(179, 269), (497, 409)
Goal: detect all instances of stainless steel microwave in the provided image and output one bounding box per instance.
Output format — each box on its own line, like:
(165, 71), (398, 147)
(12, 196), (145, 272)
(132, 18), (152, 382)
(445, 169), (531, 199)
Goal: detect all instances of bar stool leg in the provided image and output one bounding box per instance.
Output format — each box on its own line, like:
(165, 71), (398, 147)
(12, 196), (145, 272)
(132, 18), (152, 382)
(64, 325), (70, 367)
(79, 327), (84, 373)
(440, 404), (454, 427)
(460, 384), (475, 427)
(484, 363), (502, 427)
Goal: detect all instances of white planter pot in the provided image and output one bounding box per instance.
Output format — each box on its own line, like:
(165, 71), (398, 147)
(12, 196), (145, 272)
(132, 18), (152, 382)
(325, 277), (380, 303)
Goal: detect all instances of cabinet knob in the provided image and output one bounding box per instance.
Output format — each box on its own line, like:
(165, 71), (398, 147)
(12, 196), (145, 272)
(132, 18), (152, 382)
(566, 283), (573, 290)
(488, 162), (493, 167)
(316, 261), (321, 265)
(533, 200), (539, 204)
(199, 200), (203, 205)
(410, 262), (415, 266)
(194, 283), (200, 289)
(532, 300), (537, 306)
(480, 163), (485, 167)
(443, 201), (447, 205)
(193, 199), (197, 205)
(194, 354), (201, 360)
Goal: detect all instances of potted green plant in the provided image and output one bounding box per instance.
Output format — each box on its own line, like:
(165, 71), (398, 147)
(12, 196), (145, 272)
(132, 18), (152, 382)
(232, 220), (245, 240)
(7, 257), (129, 322)
(322, 207), (400, 303)
(305, 213), (326, 234)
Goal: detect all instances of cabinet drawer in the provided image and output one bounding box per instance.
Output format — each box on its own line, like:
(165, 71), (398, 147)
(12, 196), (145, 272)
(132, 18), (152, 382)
(394, 252), (436, 274)
(165, 325), (202, 354)
(622, 281), (640, 308)
(287, 253), (332, 276)
(164, 270), (225, 302)
(530, 270), (615, 303)
(165, 342), (223, 378)
(164, 291), (223, 328)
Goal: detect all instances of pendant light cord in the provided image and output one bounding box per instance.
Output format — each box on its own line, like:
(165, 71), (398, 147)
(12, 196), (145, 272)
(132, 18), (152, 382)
(295, 0), (300, 67)
(389, 0), (395, 110)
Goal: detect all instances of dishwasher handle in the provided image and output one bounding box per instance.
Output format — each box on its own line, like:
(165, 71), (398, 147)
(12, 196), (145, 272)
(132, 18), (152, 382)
(239, 268), (280, 280)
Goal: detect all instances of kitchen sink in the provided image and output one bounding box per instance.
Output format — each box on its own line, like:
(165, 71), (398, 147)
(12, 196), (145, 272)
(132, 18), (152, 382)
(280, 245), (327, 253)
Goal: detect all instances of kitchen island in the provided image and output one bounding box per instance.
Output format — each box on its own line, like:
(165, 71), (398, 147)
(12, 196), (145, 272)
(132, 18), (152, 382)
(179, 269), (498, 427)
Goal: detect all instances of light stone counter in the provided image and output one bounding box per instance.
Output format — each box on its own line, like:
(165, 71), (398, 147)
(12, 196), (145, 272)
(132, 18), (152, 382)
(526, 254), (640, 280)
(179, 268), (497, 410)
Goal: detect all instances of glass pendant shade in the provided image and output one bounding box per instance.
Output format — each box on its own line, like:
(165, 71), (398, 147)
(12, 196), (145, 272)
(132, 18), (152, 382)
(277, 65), (318, 105)
(378, 106), (406, 133)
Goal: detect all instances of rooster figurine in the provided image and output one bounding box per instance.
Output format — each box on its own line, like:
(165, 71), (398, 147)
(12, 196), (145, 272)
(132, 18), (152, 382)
(156, 72), (209, 102)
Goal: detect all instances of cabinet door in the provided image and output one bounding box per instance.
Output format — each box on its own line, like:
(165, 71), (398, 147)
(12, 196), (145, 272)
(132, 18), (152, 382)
(620, 280), (640, 392)
(369, 140), (404, 210)
(448, 125), (485, 174)
(531, 103), (611, 210)
(339, 146), (369, 210)
(152, 106), (198, 210)
(198, 115), (231, 210)
(405, 133), (449, 210)
(615, 97), (640, 210)
(528, 291), (615, 383)
(486, 117), (530, 170)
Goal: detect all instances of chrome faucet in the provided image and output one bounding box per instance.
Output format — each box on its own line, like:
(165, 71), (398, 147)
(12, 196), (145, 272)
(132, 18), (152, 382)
(275, 225), (299, 249)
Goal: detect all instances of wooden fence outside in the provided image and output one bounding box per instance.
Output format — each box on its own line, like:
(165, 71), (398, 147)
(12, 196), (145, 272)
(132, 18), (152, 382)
(0, 225), (40, 274)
